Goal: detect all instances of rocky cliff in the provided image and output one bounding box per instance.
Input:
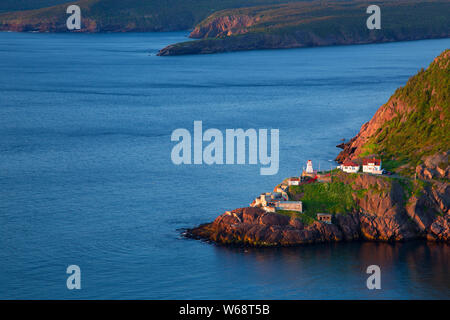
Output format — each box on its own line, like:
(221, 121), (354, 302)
(187, 173), (449, 246)
(186, 50), (449, 247)
(190, 14), (258, 39)
(336, 50), (449, 180)
(158, 0), (450, 56)
(0, 0), (310, 33)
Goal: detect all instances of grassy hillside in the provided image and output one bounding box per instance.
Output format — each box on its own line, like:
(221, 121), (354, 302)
(158, 0), (450, 55)
(285, 180), (357, 224)
(0, 1), (72, 13)
(0, 0), (313, 32)
(362, 49), (449, 174)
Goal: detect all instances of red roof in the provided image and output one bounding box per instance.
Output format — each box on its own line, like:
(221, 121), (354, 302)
(363, 158), (381, 165)
(342, 160), (359, 167)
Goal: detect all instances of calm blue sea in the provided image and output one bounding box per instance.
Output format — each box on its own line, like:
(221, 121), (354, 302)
(0, 32), (449, 299)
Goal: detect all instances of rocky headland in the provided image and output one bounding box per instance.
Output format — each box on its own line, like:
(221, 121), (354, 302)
(157, 0), (450, 56)
(187, 173), (449, 246)
(185, 49), (449, 247)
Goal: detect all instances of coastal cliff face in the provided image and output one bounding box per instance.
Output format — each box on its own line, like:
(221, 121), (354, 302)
(186, 50), (449, 247)
(0, 0), (98, 32)
(0, 0), (312, 33)
(336, 50), (449, 179)
(190, 14), (258, 39)
(157, 1), (450, 56)
(158, 30), (382, 56)
(0, 0), (238, 32)
(335, 97), (412, 162)
(187, 174), (449, 246)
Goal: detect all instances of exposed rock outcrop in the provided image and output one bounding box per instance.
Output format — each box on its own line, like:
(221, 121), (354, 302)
(336, 50), (449, 180)
(158, 1), (450, 56)
(190, 15), (258, 39)
(335, 97), (412, 163)
(187, 207), (358, 246)
(186, 174), (449, 246)
(184, 48), (449, 248)
(415, 152), (449, 180)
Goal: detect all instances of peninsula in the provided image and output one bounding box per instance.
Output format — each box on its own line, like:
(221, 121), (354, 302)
(185, 49), (450, 246)
(1, 0), (449, 59)
(157, 0), (450, 56)
(0, 0), (323, 32)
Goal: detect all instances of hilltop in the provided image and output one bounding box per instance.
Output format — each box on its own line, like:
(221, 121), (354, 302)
(186, 50), (449, 246)
(0, 0), (310, 32)
(157, 0), (450, 56)
(336, 49), (449, 180)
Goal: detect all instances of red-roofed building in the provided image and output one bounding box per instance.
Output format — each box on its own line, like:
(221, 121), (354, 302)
(340, 160), (360, 173)
(288, 177), (301, 186)
(363, 158), (381, 166)
(362, 158), (383, 174)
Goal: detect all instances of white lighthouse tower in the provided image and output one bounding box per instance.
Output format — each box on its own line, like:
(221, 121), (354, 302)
(306, 160), (314, 173)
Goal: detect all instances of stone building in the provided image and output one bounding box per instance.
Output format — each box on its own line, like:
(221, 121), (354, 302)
(317, 213), (332, 224)
(275, 201), (303, 212)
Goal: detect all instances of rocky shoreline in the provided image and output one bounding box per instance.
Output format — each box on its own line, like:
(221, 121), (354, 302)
(185, 174), (449, 247)
(184, 47), (449, 248)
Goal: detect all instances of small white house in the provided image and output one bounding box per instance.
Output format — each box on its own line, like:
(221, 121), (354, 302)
(288, 177), (301, 186)
(362, 158), (383, 174)
(340, 160), (360, 173)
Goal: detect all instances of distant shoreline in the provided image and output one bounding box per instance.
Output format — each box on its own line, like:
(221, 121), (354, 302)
(158, 1), (450, 56)
(157, 35), (450, 56)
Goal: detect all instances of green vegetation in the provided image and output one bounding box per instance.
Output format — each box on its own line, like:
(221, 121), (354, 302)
(159, 0), (450, 55)
(287, 181), (358, 223)
(276, 210), (315, 225)
(196, 0), (449, 36)
(364, 49), (450, 176)
(397, 178), (430, 202)
(0, 0), (72, 13)
(355, 188), (368, 199)
(360, 143), (378, 157)
(382, 159), (407, 172)
(0, 0), (311, 32)
(368, 183), (385, 195)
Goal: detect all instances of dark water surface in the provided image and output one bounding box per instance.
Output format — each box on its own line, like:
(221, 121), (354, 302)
(0, 32), (449, 299)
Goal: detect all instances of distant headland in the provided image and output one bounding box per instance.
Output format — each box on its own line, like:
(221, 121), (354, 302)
(157, 1), (450, 56)
(0, 1), (449, 58)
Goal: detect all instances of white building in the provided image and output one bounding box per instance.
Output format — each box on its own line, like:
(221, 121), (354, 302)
(252, 192), (287, 207)
(306, 160), (314, 173)
(362, 158), (383, 174)
(275, 201), (303, 212)
(288, 177), (301, 186)
(302, 160), (318, 177)
(340, 160), (360, 173)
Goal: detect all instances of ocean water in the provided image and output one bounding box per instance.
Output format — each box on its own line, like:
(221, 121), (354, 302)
(0, 32), (449, 299)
